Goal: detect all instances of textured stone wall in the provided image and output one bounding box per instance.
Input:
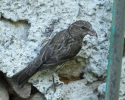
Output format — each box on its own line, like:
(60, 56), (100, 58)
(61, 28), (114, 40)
(1, 0), (124, 100)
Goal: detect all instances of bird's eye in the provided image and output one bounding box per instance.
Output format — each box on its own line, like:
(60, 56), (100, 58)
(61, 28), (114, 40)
(81, 26), (86, 29)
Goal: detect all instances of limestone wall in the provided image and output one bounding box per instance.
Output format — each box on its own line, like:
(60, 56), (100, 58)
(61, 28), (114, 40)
(1, 0), (124, 100)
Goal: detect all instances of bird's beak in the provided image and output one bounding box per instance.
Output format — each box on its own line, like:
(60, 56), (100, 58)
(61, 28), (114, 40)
(88, 28), (98, 37)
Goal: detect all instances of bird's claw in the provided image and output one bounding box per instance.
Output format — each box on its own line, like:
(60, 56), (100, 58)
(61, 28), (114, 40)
(46, 82), (63, 94)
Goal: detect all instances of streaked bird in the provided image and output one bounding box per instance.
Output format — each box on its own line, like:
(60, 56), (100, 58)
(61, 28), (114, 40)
(12, 20), (97, 88)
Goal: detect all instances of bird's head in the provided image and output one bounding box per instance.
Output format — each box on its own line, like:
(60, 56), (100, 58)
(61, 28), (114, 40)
(68, 20), (97, 39)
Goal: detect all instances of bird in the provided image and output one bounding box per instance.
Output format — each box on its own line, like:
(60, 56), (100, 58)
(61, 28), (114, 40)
(12, 20), (97, 88)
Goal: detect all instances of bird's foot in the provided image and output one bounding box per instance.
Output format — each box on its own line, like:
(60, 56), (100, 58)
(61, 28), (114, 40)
(46, 82), (63, 94)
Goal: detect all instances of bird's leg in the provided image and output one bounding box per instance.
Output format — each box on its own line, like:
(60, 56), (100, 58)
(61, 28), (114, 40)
(46, 62), (66, 93)
(46, 73), (62, 94)
(54, 62), (67, 73)
(51, 72), (61, 92)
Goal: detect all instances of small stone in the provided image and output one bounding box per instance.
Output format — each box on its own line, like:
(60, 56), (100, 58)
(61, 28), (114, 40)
(93, 47), (98, 51)
(84, 73), (98, 83)
(33, 80), (39, 85)
(90, 81), (103, 92)
(100, 45), (106, 49)
(99, 21), (104, 24)
(98, 83), (106, 95)
(58, 59), (82, 84)
(106, 6), (111, 11)
(83, 40), (87, 45)
(104, 33), (108, 37)
(85, 10), (95, 16)
(13, 69), (16, 73)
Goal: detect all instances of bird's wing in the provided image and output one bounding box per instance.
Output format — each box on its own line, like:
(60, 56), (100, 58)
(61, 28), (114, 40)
(41, 42), (82, 69)
(39, 45), (67, 69)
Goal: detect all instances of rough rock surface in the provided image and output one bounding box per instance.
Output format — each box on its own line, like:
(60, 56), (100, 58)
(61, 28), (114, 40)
(97, 57), (125, 100)
(59, 79), (98, 100)
(0, 0), (118, 100)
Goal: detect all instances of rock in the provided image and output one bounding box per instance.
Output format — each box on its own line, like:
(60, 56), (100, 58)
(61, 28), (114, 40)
(83, 72), (98, 83)
(0, 0), (113, 99)
(30, 92), (46, 100)
(120, 57), (125, 96)
(58, 59), (83, 84)
(119, 96), (125, 100)
(120, 78), (125, 96)
(97, 83), (106, 100)
(90, 81), (103, 91)
(6, 78), (31, 99)
(106, 6), (111, 11)
(100, 45), (106, 49)
(0, 73), (9, 100)
(83, 40), (88, 45)
(98, 83), (106, 96)
(59, 79), (98, 100)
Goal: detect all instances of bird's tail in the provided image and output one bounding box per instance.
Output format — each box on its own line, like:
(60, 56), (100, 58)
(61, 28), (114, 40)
(12, 56), (43, 87)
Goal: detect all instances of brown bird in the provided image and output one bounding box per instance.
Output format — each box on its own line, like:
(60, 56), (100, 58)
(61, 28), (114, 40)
(12, 20), (97, 88)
